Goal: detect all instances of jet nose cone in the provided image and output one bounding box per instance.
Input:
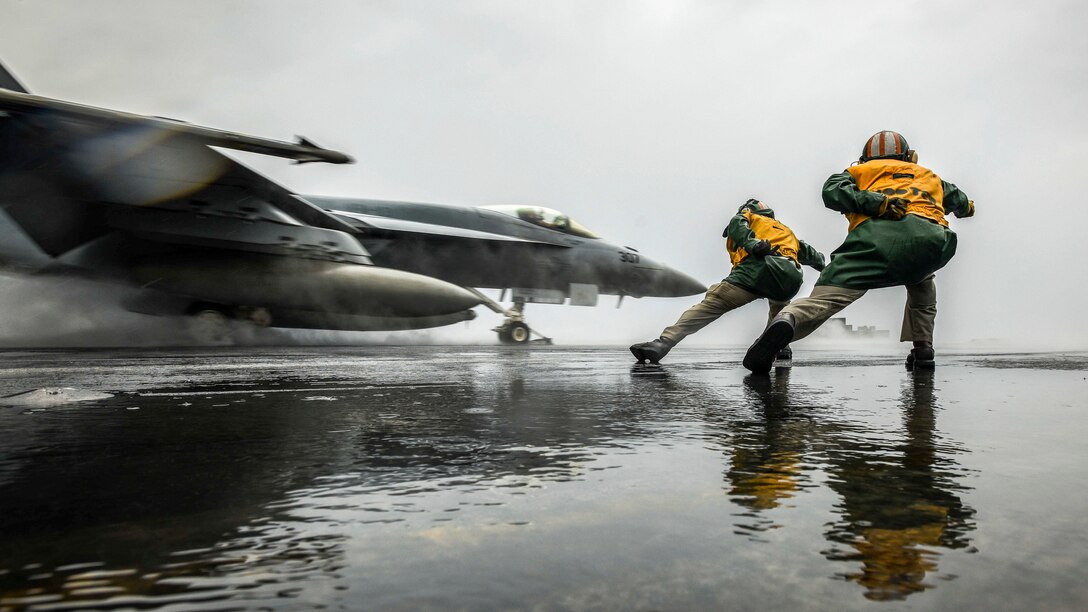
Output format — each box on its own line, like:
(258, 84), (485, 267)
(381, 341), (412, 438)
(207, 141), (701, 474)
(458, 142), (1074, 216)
(637, 264), (706, 297)
(661, 268), (707, 297)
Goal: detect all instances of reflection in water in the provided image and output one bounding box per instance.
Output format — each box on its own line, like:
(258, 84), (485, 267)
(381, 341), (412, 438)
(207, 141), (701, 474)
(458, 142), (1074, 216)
(0, 355), (669, 610)
(0, 349), (994, 609)
(822, 373), (976, 601)
(0, 527), (348, 611)
(718, 370), (977, 600)
(726, 371), (814, 537)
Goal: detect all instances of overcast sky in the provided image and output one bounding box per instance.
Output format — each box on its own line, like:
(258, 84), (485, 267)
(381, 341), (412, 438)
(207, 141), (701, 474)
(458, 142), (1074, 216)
(1, 0), (1085, 348)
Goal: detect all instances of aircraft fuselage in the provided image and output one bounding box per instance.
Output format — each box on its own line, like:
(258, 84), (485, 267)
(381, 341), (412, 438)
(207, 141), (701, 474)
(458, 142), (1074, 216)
(308, 197), (705, 300)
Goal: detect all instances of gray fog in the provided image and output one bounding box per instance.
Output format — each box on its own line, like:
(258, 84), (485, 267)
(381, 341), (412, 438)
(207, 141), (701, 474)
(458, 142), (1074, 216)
(1, 0), (1083, 348)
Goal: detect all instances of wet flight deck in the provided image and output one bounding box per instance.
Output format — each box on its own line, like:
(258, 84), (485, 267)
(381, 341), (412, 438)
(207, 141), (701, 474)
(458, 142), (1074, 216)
(1, 346), (1086, 610)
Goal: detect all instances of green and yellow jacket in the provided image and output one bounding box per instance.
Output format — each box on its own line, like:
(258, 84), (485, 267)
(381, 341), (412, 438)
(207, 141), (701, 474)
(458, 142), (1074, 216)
(823, 159), (973, 232)
(816, 159), (973, 289)
(724, 207), (825, 301)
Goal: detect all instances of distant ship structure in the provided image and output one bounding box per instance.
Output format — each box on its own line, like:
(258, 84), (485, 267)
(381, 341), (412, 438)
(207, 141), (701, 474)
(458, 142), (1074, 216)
(814, 317), (889, 340)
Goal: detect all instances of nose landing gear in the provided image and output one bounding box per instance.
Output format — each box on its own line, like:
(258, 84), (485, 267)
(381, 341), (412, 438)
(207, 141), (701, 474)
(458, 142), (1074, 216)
(466, 289), (552, 345)
(494, 302), (535, 344)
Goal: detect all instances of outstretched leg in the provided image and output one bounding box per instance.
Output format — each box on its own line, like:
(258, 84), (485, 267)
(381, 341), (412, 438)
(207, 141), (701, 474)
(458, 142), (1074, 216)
(783, 285), (867, 342)
(632, 282), (758, 363)
(660, 282), (760, 344)
(743, 285), (866, 373)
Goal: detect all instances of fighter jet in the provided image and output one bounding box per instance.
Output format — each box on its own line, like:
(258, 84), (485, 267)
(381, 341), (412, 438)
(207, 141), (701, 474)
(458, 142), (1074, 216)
(309, 198), (705, 342)
(0, 61), (703, 343)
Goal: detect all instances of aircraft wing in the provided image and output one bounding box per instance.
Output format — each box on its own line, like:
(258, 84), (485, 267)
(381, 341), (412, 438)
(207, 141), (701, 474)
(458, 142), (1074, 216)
(0, 61), (491, 334)
(0, 87), (370, 265)
(0, 88), (352, 164)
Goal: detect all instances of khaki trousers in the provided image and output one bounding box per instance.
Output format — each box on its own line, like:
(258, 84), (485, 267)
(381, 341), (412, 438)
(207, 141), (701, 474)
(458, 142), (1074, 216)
(900, 275), (937, 343)
(780, 275), (938, 343)
(660, 281), (788, 344)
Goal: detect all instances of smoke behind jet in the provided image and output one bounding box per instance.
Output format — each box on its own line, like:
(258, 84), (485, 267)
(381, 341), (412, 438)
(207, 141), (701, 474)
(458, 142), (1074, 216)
(0, 0), (1082, 348)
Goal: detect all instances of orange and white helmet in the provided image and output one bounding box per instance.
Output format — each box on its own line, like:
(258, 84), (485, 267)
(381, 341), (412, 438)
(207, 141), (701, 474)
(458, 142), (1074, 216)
(860, 130), (916, 162)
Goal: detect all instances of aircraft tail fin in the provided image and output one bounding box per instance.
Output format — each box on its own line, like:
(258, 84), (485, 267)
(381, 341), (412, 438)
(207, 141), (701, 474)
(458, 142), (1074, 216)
(0, 61), (28, 93)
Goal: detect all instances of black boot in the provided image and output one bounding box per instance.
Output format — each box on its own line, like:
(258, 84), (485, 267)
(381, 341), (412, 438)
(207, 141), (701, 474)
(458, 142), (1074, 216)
(630, 337), (675, 364)
(906, 343), (935, 370)
(774, 345), (793, 362)
(744, 313), (796, 374)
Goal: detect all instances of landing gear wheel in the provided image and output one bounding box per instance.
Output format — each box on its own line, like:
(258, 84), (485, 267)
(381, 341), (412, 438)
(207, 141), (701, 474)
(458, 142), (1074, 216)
(499, 321), (531, 344)
(509, 322), (530, 343)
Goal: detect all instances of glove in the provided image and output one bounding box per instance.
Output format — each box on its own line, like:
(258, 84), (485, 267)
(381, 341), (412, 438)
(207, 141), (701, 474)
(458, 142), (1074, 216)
(749, 240), (775, 257)
(880, 197), (909, 220)
(954, 199), (975, 218)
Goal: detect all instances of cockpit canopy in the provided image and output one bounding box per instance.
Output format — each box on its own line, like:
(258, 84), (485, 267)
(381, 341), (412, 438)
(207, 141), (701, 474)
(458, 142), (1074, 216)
(482, 205), (599, 239)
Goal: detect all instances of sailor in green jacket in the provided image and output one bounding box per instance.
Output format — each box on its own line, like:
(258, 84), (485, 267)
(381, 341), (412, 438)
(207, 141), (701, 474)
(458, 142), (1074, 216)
(631, 199), (825, 364)
(743, 131), (975, 374)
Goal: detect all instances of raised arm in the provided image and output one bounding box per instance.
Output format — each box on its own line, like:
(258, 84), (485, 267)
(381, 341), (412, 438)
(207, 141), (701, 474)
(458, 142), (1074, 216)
(942, 180), (975, 218)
